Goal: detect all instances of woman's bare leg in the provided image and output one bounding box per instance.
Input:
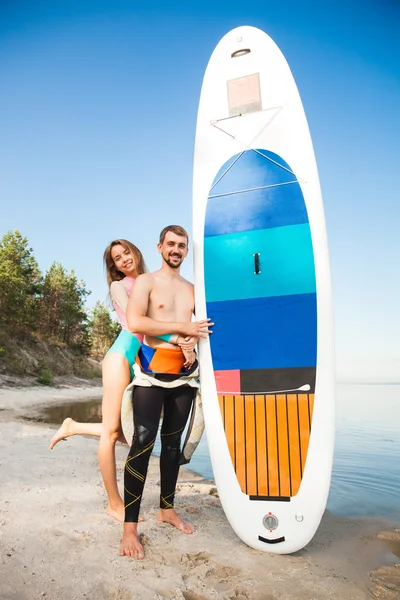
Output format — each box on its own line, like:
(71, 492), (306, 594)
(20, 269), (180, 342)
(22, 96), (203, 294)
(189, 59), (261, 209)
(98, 352), (131, 523)
(49, 420), (126, 450)
(49, 420), (103, 449)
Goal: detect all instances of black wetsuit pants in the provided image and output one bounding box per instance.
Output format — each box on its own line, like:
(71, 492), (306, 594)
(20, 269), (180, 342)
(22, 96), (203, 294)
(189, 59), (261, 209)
(124, 385), (195, 522)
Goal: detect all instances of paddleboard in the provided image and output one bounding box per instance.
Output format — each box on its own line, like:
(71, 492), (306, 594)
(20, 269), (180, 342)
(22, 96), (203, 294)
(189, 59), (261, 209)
(193, 26), (335, 554)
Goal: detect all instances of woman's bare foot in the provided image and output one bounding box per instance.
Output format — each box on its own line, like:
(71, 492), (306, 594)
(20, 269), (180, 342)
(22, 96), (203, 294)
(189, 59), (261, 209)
(49, 418), (76, 449)
(106, 501), (125, 523)
(119, 523), (145, 559)
(107, 502), (145, 523)
(157, 508), (194, 534)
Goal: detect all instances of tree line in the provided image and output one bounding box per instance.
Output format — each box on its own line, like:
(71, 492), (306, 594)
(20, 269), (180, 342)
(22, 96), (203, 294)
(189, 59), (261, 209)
(0, 230), (120, 357)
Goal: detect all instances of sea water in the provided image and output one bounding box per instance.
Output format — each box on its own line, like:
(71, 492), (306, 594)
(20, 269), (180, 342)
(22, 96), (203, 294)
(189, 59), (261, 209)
(328, 383), (400, 519)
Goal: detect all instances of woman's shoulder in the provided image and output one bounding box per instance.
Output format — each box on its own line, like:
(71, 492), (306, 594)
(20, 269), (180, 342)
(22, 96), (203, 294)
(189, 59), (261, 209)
(110, 279), (126, 291)
(110, 279), (131, 300)
(111, 276), (136, 286)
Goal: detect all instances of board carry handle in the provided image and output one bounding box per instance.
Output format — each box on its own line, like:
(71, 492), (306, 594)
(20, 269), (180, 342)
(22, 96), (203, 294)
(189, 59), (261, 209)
(258, 535), (285, 544)
(231, 48), (251, 58)
(254, 252), (261, 274)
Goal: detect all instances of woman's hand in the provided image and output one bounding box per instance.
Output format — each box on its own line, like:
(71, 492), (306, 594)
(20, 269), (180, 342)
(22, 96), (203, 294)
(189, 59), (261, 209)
(182, 349), (196, 369)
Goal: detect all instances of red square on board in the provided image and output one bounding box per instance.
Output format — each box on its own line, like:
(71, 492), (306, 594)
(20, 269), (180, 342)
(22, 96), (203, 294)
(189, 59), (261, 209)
(214, 370), (241, 394)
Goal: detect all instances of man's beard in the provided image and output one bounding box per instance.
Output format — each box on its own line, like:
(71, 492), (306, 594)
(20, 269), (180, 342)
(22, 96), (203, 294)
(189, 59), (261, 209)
(162, 252), (182, 269)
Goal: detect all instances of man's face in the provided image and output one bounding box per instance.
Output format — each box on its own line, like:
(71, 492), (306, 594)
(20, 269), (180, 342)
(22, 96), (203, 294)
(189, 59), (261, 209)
(158, 231), (188, 269)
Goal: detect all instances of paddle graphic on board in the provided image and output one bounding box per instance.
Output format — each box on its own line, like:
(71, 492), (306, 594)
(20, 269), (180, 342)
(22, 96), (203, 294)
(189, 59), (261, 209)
(193, 26), (335, 554)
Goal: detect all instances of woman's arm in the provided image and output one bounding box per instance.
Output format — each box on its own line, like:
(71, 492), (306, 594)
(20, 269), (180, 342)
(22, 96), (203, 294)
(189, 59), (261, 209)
(110, 280), (130, 313)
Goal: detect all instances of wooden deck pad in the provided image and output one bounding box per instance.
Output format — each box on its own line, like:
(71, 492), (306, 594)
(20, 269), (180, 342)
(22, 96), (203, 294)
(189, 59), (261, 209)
(218, 393), (314, 498)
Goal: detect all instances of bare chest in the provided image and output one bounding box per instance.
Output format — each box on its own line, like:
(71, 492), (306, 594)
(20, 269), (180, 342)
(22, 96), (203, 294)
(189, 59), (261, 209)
(148, 280), (193, 320)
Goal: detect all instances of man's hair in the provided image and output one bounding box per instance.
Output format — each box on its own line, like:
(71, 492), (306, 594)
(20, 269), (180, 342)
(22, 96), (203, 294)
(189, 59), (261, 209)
(159, 225), (189, 245)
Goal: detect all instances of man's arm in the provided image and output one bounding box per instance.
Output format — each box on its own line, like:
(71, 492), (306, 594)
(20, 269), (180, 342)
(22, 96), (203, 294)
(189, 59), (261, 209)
(126, 274), (212, 337)
(111, 279), (178, 343)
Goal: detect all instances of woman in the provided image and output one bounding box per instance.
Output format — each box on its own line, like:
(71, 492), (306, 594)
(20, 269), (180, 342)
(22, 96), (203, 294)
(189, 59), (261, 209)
(49, 239), (196, 523)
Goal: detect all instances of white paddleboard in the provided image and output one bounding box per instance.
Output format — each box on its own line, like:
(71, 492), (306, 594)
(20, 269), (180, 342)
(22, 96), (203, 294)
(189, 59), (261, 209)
(193, 26), (335, 554)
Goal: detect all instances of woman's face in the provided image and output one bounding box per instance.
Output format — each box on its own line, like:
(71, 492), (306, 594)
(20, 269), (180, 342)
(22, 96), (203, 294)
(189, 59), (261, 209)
(111, 244), (137, 277)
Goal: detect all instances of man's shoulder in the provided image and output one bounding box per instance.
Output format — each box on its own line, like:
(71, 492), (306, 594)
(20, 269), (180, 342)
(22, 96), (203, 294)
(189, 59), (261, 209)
(145, 269), (170, 285)
(135, 273), (156, 287)
(179, 276), (194, 289)
(176, 276), (194, 294)
(175, 272), (193, 286)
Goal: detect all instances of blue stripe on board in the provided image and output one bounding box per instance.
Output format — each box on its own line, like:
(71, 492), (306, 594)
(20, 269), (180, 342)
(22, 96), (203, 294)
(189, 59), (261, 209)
(206, 294), (317, 371)
(205, 149), (308, 237)
(204, 224), (315, 303)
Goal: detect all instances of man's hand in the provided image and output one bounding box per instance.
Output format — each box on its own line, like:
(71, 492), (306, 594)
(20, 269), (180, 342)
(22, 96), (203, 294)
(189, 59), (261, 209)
(180, 319), (213, 338)
(177, 335), (199, 351)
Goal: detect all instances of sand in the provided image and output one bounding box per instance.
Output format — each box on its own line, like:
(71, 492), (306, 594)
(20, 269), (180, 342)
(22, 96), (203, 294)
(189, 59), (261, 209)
(0, 382), (399, 600)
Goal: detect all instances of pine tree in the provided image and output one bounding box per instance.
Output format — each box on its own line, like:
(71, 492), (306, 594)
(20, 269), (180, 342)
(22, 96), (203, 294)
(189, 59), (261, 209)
(38, 261), (91, 352)
(0, 230), (41, 334)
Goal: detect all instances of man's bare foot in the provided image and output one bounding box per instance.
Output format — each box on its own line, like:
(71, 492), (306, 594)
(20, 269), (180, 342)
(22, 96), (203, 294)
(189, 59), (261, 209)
(157, 508), (194, 534)
(119, 523), (145, 559)
(49, 418), (76, 449)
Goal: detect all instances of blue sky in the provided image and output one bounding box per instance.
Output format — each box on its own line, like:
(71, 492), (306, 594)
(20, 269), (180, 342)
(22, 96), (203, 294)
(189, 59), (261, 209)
(1, 0), (399, 379)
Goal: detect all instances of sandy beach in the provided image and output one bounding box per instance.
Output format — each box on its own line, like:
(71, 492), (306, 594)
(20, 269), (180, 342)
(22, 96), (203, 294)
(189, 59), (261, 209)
(0, 382), (399, 600)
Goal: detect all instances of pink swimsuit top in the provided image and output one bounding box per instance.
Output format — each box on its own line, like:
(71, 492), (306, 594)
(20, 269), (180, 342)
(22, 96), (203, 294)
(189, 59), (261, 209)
(112, 277), (143, 343)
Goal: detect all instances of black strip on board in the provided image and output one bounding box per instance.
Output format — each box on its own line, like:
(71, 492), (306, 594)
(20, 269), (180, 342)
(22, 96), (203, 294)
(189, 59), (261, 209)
(249, 495), (291, 502)
(240, 367), (316, 394)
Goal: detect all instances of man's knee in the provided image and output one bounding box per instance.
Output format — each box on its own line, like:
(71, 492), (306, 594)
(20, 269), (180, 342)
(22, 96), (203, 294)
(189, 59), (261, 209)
(129, 422), (157, 454)
(161, 434), (181, 464)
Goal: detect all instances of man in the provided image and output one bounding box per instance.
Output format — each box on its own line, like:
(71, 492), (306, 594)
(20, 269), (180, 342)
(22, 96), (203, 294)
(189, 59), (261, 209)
(121, 225), (212, 559)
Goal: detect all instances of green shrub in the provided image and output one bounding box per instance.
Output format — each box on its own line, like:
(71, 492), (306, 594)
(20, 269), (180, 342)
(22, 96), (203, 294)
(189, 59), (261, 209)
(37, 367), (54, 386)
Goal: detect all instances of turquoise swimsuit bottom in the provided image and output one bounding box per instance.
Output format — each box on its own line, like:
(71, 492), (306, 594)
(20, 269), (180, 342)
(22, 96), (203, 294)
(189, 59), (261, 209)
(106, 330), (141, 378)
(106, 330), (173, 379)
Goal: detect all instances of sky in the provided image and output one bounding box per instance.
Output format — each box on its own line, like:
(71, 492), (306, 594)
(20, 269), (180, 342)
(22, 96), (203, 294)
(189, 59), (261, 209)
(1, 0), (399, 380)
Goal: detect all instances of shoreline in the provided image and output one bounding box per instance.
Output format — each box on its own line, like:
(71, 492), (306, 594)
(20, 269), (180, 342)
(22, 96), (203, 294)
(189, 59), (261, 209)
(0, 376), (103, 412)
(0, 384), (399, 599)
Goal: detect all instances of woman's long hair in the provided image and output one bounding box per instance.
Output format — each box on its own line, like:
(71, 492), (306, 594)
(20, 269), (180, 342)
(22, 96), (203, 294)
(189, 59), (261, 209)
(103, 239), (147, 288)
